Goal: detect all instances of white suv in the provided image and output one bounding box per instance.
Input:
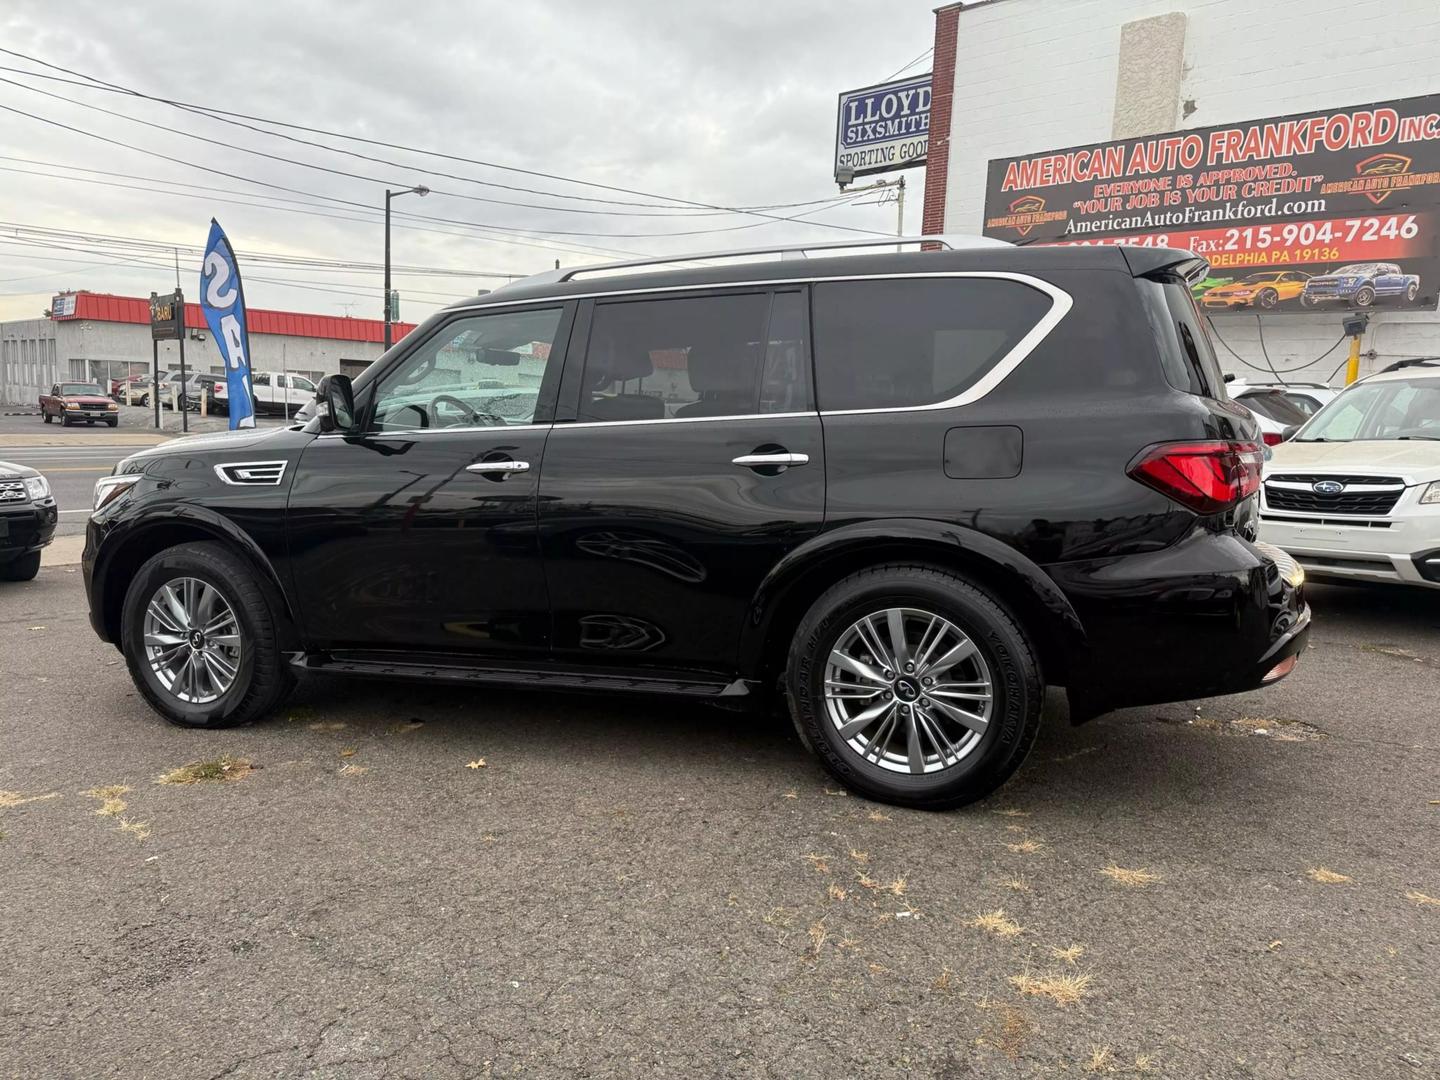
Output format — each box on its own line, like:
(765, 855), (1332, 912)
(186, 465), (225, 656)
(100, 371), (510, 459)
(1260, 360), (1440, 589)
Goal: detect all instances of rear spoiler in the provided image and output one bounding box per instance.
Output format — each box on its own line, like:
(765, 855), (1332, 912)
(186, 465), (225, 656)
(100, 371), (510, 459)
(1119, 247), (1211, 285)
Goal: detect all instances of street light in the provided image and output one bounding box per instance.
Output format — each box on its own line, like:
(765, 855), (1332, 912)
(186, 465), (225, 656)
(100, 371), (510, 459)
(384, 185), (429, 349)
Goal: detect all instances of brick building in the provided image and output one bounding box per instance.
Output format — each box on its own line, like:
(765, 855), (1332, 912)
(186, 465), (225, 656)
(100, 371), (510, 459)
(1, 290), (418, 406)
(922, 0), (1440, 380)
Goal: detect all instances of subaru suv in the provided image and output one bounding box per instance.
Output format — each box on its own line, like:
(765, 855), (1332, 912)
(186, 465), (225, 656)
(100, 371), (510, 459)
(83, 238), (1308, 810)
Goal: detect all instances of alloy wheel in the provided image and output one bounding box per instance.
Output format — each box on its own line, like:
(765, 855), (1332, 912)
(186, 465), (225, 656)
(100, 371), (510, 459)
(823, 607), (993, 775)
(142, 577), (243, 704)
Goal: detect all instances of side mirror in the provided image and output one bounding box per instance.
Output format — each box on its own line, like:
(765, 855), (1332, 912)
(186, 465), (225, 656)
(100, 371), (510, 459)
(1281, 424), (1300, 442)
(316, 374), (357, 433)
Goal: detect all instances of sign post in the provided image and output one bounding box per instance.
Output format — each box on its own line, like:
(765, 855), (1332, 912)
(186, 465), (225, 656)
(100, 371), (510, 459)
(149, 290), (183, 431)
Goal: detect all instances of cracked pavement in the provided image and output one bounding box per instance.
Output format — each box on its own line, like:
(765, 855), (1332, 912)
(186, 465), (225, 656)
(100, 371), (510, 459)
(2, 570), (1438, 1078)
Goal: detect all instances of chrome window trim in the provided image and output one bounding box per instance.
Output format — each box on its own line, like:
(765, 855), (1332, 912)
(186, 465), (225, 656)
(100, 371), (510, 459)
(320, 272), (1071, 436)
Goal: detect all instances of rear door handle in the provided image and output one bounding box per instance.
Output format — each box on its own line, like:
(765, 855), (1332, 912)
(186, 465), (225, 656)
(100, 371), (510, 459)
(466, 460), (530, 474)
(732, 452), (809, 468)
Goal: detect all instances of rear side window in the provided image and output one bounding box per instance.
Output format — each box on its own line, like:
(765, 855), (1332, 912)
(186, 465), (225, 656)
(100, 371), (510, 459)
(1140, 279), (1228, 397)
(580, 291), (809, 421)
(1237, 390), (1308, 426)
(810, 278), (1052, 411)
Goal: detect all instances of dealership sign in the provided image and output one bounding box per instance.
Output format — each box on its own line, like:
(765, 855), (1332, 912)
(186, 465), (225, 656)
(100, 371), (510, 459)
(982, 94), (1440, 313)
(834, 75), (930, 179)
(50, 293), (77, 319)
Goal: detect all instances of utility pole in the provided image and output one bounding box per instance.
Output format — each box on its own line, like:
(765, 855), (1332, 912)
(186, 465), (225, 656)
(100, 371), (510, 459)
(833, 168), (908, 245)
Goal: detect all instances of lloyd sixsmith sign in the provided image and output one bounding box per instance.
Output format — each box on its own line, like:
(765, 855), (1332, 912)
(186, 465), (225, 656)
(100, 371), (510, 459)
(834, 74), (931, 180)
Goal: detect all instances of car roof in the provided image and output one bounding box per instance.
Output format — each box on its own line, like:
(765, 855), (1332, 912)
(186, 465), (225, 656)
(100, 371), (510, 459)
(440, 244), (1142, 313)
(1361, 364), (1440, 384)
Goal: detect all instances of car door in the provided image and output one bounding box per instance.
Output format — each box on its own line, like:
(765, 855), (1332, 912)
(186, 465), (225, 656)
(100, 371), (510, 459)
(537, 287), (824, 674)
(286, 302), (574, 659)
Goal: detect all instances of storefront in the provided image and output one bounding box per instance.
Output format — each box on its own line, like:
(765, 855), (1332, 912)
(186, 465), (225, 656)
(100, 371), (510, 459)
(921, 0), (1440, 381)
(0, 291), (416, 406)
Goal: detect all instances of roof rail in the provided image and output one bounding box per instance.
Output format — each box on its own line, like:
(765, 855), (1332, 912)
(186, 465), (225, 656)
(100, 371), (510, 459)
(496, 234), (1011, 291)
(1380, 357), (1440, 373)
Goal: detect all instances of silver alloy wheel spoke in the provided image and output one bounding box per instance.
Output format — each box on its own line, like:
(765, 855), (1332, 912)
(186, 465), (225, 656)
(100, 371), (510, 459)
(823, 606), (994, 776)
(142, 576), (242, 705)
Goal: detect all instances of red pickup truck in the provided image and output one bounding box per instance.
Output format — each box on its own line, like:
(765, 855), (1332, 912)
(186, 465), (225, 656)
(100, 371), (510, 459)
(39, 382), (120, 427)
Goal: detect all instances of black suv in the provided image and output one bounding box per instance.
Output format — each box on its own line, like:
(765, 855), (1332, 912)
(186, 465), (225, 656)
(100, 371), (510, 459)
(83, 239), (1309, 809)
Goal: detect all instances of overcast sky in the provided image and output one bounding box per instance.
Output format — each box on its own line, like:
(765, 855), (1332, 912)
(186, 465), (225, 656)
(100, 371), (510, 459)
(0, 1), (932, 324)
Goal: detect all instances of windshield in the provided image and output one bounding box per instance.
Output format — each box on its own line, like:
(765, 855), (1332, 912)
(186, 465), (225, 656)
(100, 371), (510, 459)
(1297, 377), (1440, 441)
(1240, 273), (1285, 283)
(60, 383), (104, 395)
(1330, 264), (1379, 276)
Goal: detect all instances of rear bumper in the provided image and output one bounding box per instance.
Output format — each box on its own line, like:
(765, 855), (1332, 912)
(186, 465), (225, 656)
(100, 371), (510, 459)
(1048, 532), (1309, 718)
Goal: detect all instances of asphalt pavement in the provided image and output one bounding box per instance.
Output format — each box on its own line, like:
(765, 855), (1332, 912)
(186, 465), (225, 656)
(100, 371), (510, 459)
(1, 556), (1437, 1078)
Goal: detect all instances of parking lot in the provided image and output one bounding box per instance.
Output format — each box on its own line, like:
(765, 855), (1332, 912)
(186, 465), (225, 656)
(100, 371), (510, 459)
(3, 536), (1438, 1076)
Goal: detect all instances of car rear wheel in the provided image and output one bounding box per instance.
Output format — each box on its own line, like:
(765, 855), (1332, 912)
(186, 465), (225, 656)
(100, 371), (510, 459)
(1354, 285), (1375, 307)
(0, 551), (42, 581)
(786, 565), (1042, 810)
(1256, 288), (1279, 309)
(42, 410), (52, 424)
(121, 542), (295, 728)
(1406, 282), (1420, 302)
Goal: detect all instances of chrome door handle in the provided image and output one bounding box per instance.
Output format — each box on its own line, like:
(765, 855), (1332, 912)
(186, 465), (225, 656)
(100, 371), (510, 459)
(466, 460), (530, 474)
(732, 452), (809, 467)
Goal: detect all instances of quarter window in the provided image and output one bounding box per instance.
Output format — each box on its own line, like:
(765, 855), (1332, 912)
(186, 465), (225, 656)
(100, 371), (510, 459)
(370, 307), (565, 431)
(580, 291), (807, 421)
(811, 278), (1053, 411)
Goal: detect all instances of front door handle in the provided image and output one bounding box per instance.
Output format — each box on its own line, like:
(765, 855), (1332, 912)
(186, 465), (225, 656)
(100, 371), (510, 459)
(732, 452), (809, 468)
(466, 460), (530, 475)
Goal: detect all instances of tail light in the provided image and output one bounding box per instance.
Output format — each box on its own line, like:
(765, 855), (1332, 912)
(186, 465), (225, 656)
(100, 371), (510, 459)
(1127, 440), (1264, 514)
(1262, 431), (1283, 447)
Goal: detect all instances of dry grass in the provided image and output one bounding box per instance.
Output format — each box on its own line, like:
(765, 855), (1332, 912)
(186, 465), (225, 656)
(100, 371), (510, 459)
(827, 883), (848, 902)
(932, 966), (953, 991)
(1307, 867), (1352, 884)
(116, 819), (150, 841)
(1009, 969), (1093, 1007)
(968, 910), (1024, 938)
(849, 848), (869, 864)
(867, 810), (892, 822)
(157, 757), (252, 785)
(978, 1001), (1032, 1061)
(805, 852), (831, 874)
(1099, 864), (1161, 888)
(782, 790), (799, 800)
(993, 808), (1031, 818)
(1000, 876), (1032, 892)
(866, 962), (890, 976)
(1133, 1055), (1157, 1073)
(82, 784), (132, 817)
(465, 758), (486, 769)
(338, 748), (357, 758)
(307, 721), (346, 731)
(807, 920), (827, 955)
(1085, 1045), (1115, 1073)
(886, 877), (907, 896)
(856, 871), (880, 890)
(1404, 890), (1440, 907)
(0, 790), (61, 808)
(1051, 944), (1085, 965)
(337, 763), (369, 777)
(1006, 839), (1044, 855)
(387, 720), (424, 734)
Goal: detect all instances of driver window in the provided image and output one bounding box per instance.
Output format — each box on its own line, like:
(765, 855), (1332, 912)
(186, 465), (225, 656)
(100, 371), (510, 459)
(370, 307), (565, 432)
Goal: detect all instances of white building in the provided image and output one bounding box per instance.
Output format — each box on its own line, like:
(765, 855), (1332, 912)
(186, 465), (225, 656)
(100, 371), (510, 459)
(1, 291), (417, 406)
(921, 0), (1440, 381)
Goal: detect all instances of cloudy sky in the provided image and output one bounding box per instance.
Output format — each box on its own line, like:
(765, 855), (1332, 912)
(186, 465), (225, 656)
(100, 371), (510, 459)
(0, 1), (933, 324)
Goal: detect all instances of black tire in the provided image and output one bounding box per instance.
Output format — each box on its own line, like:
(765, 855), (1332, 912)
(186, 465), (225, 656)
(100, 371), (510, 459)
(1354, 285), (1375, 308)
(42, 411), (52, 424)
(1256, 288), (1279, 309)
(1299, 293), (1317, 308)
(120, 542), (295, 728)
(58, 414), (69, 427)
(108, 419), (119, 428)
(785, 564), (1042, 811)
(1406, 282), (1419, 303)
(0, 551), (41, 581)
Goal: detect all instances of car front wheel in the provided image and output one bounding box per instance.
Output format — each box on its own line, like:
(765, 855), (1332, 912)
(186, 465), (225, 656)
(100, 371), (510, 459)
(1354, 285), (1375, 307)
(786, 565), (1042, 810)
(1257, 288), (1279, 309)
(121, 542), (295, 728)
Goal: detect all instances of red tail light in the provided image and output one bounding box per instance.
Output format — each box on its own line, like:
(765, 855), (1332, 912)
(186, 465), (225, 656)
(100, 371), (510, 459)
(1127, 440), (1264, 514)
(1262, 431), (1283, 447)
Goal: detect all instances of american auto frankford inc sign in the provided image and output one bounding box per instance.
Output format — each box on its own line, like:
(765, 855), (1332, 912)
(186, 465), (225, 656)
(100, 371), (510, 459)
(834, 75), (930, 179)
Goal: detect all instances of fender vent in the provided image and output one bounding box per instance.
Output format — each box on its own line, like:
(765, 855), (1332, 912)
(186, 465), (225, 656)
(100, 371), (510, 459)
(214, 460), (287, 486)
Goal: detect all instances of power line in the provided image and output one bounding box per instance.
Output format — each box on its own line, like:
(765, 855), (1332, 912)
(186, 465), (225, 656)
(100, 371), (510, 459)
(882, 47), (934, 83)
(0, 48), (887, 233)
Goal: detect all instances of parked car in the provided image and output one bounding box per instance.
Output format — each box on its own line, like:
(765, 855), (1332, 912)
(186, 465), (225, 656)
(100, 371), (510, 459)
(120, 372), (175, 408)
(1229, 384), (1315, 446)
(83, 238), (1309, 810)
(211, 371), (317, 417)
(178, 372), (225, 412)
(1199, 270), (1311, 311)
(1301, 263), (1420, 308)
(0, 460), (57, 581)
(38, 382), (119, 427)
(1260, 358), (1440, 590)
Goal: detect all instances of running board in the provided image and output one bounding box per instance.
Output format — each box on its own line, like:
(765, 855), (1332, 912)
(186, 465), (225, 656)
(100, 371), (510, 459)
(291, 653), (752, 698)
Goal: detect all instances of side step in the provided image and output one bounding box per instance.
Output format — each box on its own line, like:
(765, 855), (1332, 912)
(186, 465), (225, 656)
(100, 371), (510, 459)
(291, 652), (752, 699)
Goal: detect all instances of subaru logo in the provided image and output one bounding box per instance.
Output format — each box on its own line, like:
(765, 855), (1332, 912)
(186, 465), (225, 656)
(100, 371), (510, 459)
(1312, 480), (1345, 495)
